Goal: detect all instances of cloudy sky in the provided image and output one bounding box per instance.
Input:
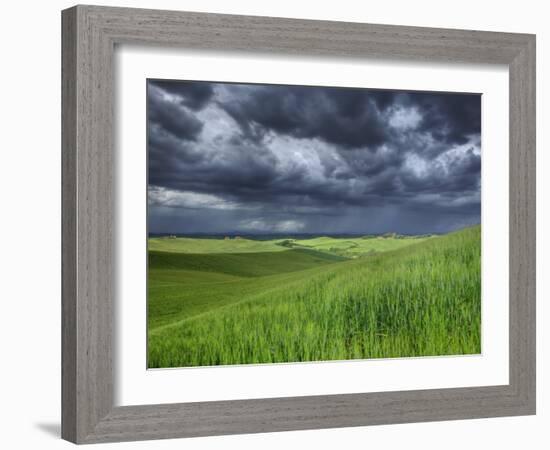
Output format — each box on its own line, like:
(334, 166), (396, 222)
(147, 79), (481, 235)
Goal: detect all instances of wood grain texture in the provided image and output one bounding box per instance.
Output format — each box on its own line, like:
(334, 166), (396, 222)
(61, 7), (77, 443)
(62, 5), (114, 442)
(508, 36), (536, 409)
(61, 4), (536, 444)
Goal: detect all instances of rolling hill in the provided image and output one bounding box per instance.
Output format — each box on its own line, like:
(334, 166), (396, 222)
(147, 226), (481, 368)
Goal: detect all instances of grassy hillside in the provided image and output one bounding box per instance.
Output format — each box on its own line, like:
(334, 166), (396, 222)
(148, 236), (288, 254)
(147, 226), (481, 368)
(149, 248), (345, 277)
(148, 249), (345, 328)
(149, 234), (433, 258)
(283, 235), (433, 258)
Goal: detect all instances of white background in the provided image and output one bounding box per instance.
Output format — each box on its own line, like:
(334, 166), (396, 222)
(0, 0), (547, 449)
(116, 48), (509, 405)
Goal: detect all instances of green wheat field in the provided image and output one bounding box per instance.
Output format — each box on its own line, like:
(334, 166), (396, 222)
(147, 225), (481, 368)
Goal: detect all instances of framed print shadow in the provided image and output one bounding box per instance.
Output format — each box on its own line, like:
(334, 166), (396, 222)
(61, 5), (536, 444)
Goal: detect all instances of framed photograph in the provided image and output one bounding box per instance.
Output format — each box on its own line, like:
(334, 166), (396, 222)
(62, 5), (536, 444)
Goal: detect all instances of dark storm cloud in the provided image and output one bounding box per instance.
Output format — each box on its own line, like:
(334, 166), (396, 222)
(147, 85), (204, 141)
(412, 93), (481, 146)
(147, 80), (481, 234)
(149, 79), (215, 110)
(219, 85), (391, 148)
(400, 147), (481, 194)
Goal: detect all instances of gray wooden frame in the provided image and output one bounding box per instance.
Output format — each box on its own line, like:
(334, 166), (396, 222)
(61, 4), (536, 444)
